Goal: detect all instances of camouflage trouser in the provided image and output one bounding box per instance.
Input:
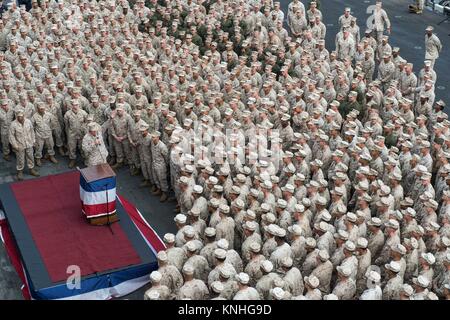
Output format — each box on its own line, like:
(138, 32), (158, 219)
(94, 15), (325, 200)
(113, 139), (131, 164)
(1, 130), (10, 156)
(153, 164), (168, 192)
(107, 131), (116, 157)
(171, 171), (180, 198)
(410, 0), (424, 11)
(427, 58), (436, 69)
(35, 136), (55, 159)
(356, 278), (367, 296)
(140, 157), (154, 183)
(67, 135), (83, 160)
(15, 147), (34, 171)
(418, 0), (424, 9)
(53, 126), (64, 148)
(364, 67), (375, 82)
(375, 31), (384, 44)
(130, 144), (141, 168)
(102, 123), (115, 158)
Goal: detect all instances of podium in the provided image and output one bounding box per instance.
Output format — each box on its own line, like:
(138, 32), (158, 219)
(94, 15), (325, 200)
(79, 164), (119, 226)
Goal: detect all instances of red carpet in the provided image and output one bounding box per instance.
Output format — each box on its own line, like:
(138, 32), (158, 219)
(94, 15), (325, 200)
(10, 171), (141, 283)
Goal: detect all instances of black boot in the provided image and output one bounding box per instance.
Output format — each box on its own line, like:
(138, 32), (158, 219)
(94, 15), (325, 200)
(130, 166), (139, 176)
(58, 147), (66, 156)
(30, 168), (40, 177)
(108, 157), (117, 166)
(111, 162), (123, 169)
(49, 155), (58, 164)
(159, 192), (168, 202)
(68, 160), (76, 168)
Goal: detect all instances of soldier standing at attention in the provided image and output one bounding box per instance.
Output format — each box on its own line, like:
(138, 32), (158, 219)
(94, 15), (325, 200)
(338, 8), (354, 30)
(370, 1), (391, 43)
(151, 131), (169, 202)
(110, 105), (133, 170)
(424, 26), (442, 69)
(336, 26), (355, 61)
(137, 123), (155, 190)
(128, 110), (147, 176)
(0, 99), (14, 161)
(9, 108), (39, 180)
(64, 100), (88, 169)
(31, 103), (58, 166)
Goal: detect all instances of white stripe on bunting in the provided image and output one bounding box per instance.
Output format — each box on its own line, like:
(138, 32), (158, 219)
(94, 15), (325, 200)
(80, 186), (117, 205)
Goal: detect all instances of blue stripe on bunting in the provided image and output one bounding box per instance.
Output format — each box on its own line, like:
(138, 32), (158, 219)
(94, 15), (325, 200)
(79, 175), (116, 192)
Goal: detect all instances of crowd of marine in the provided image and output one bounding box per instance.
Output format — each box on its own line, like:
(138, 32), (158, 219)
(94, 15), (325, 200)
(0, 0), (449, 300)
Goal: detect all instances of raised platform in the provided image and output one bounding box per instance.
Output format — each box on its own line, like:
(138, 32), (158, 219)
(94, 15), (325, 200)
(0, 171), (165, 300)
